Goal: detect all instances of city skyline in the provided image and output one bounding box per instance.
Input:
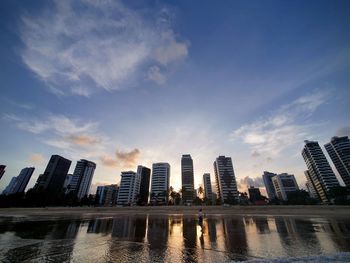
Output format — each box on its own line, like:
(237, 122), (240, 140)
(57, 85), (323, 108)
(1, 0), (350, 193)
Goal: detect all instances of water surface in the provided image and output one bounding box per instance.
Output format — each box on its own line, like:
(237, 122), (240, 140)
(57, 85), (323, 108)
(0, 214), (349, 262)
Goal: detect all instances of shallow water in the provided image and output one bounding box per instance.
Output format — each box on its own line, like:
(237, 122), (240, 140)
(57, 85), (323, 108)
(0, 214), (349, 262)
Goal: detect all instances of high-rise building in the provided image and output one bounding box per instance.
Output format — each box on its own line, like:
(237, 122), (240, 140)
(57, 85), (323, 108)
(304, 170), (319, 200)
(181, 154), (194, 204)
(262, 171), (277, 200)
(137, 165), (151, 205)
(302, 140), (339, 203)
(203, 173), (213, 201)
(271, 173), (299, 201)
(11, 167), (35, 194)
(117, 171), (140, 205)
(213, 156), (238, 204)
(96, 184), (119, 206)
(0, 165), (5, 180)
(34, 155), (71, 196)
(63, 174), (73, 192)
(2, 177), (17, 195)
(325, 136), (350, 186)
(69, 159), (96, 199)
(150, 163), (170, 204)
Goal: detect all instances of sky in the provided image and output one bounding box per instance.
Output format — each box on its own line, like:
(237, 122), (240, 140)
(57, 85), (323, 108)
(0, 0), (350, 194)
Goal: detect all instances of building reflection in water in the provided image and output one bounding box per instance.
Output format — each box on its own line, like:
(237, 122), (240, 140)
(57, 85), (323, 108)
(182, 216), (198, 263)
(221, 217), (248, 261)
(274, 217), (322, 257)
(2, 219), (81, 262)
(319, 218), (350, 252)
(147, 215), (169, 262)
(1, 215), (350, 262)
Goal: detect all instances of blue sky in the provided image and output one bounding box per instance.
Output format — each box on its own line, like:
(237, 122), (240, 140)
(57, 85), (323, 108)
(1, 0), (349, 193)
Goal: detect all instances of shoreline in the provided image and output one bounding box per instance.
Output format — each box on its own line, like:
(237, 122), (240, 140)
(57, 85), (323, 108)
(0, 205), (350, 218)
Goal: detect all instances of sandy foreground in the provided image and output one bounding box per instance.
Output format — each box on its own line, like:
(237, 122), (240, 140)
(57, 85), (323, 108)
(0, 205), (349, 218)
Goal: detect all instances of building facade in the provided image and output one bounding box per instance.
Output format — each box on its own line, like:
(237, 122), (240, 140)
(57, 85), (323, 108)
(304, 170), (319, 200)
(34, 155), (71, 197)
(203, 173), (213, 201)
(181, 154), (194, 204)
(213, 156), (238, 204)
(271, 173), (299, 201)
(262, 171), (277, 200)
(302, 140), (339, 203)
(325, 136), (350, 186)
(96, 184), (119, 206)
(0, 165), (5, 180)
(69, 160), (96, 199)
(150, 163), (170, 204)
(2, 177), (17, 195)
(11, 167), (35, 194)
(117, 171), (140, 205)
(137, 165), (151, 205)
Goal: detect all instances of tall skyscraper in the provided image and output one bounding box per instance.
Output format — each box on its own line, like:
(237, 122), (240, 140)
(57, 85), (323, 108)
(325, 136), (350, 186)
(181, 154), (194, 204)
(34, 155), (71, 196)
(2, 177), (17, 195)
(137, 165), (151, 205)
(213, 156), (238, 204)
(11, 167), (35, 194)
(70, 159), (96, 199)
(262, 171), (277, 200)
(0, 165), (6, 180)
(203, 173), (213, 201)
(302, 140), (339, 203)
(150, 163), (170, 203)
(305, 170), (318, 199)
(117, 171), (140, 205)
(63, 174), (73, 192)
(271, 173), (299, 201)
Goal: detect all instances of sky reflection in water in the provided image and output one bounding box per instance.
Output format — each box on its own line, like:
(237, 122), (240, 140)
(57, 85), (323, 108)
(0, 215), (349, 262)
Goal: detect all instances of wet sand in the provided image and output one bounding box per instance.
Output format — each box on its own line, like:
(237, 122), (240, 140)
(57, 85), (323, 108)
(0, 205), (349, 218)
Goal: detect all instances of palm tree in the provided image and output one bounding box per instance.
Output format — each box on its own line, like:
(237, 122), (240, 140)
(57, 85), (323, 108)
(198, 186), (204, 198)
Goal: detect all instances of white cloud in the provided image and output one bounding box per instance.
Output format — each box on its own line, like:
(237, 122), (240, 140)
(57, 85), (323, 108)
(3, 113), (105, 152)
(230, 90), (330, 157)
(147, 65), (167, 84)
(19, 0), (189, 96)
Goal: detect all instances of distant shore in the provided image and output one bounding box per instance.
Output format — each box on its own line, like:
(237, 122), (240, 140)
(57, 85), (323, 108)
(0, 205), (350, 218)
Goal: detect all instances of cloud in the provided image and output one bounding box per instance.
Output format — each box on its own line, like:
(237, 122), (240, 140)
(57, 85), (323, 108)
(19, 0), (189, 96)
(239, 176), (265, 188)
(4, 113), (105, 155)
(65, 134), (100, 146)
(230, 90), (330, 157)
(100, 155), (118, 168)
(116, 148), (140, 168)
(147, 66), (167, 85)
(251, 151), (260, 158)
(28, 153), (45, 164)
(100, 148), (140, 169)
(336, 126), (350, 136)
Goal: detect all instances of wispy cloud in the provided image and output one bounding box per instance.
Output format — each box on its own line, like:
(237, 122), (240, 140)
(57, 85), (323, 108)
(230, 90), (330, 158)
(19, 0), (189, 96)
(28, 153), (45, 164)
(3, 113), (104, 151)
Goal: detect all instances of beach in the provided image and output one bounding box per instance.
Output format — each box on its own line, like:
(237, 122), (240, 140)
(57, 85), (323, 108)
(0, 205), (349, 218)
